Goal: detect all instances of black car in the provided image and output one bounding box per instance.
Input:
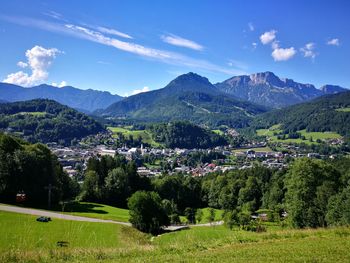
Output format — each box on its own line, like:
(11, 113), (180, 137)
(36, 216), (52, 222)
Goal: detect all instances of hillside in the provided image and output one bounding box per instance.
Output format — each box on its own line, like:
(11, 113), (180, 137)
(0, 82), (122, 112)
(99, 73), (267, 128)
(254, 91), (350, 136)
(0, 99), (105, 144)
(215, 72), (348, 108)
(148, 121), (227, 149)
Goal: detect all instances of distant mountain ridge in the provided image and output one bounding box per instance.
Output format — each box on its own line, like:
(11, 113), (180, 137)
(215, 71), (348, 108)
(99, 72), (268, 128)
(0, 82), (122, 112)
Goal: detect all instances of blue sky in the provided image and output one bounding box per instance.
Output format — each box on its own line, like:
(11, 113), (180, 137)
(0, 0), (349, 96)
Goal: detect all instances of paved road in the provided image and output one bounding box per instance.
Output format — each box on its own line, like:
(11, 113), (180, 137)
(0, 204), (223, 229)
(0, 204), (131, 226)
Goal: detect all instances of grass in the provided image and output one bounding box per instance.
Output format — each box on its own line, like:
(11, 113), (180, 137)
(2, 211), (350, 262)
(336, 107), (350, 112)
(232, 146), (272, 153)
(179, 207), (224, 224)
(60, 202), (130, 222)
(107, 126), (162, 147)
(212, 129), (224, 136)
(256, 124), (341, 145)
(197, 207), (224, 223)
(13, 112), (48, 117)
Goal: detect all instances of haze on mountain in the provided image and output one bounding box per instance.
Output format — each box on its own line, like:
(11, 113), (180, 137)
(215, 71), (348, 108)
(0, 82), (122, 112)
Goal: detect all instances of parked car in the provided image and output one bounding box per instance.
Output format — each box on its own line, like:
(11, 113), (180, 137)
(36, 216), (52, 222)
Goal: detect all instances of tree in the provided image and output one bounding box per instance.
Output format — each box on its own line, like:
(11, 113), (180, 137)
(196, 209), (203, 223)
(284, 158), (340, 228)
(184, 207), (196, 224)
(104, 168), (128, 207)
(128, 191), (169, 235)
(207, 208), (216, 224)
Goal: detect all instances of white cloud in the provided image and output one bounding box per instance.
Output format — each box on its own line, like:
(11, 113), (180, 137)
(327, 38), (340, 46)
(227, 59), (248, 70)
(252, 42), (257, 50)
(271, 41), (279, 50)
(161, 34), (203, 51)
(260, 30), (277, 45)
(248, 22), (254, 31)
(300, 42), (316, 59)
(51, 80), (67, 87)
(3, 45), (61, 86)
(271, 47), (296, 61)
(131, 86), (150, 95)
(96, 26), (133, 39)
(0, 15), (246, 75)
(17, 61), (28, 68)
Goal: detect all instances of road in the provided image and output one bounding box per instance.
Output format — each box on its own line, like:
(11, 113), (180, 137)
(0, 204), (131, 226)
(0, 204), (224, 228)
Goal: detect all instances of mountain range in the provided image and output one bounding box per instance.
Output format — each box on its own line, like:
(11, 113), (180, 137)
(215, 71), (348, 108)
(0, 82), (122, 112)
(98, 72), (268, 128)
(0, 71), (347, 119)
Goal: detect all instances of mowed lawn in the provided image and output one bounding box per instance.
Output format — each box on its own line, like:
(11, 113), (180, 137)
(1, 211), (350, 262)
(108, 126), (162, 147)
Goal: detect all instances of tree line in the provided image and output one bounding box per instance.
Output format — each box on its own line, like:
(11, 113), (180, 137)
(0, 133), (78, 206)
(79, 153), (350, 234)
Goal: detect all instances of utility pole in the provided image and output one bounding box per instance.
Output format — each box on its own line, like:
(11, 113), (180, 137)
(44, 184), (53, 209)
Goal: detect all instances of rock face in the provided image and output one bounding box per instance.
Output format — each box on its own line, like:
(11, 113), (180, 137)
(0, 82), (122, 112)
(215, 72), (347, 108)
(320, 85), (348, 94)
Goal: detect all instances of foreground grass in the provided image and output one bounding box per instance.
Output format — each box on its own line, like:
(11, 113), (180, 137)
(1, 211), (350, 262)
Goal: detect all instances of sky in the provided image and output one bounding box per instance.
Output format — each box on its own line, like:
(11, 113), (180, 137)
(0, 0), (349, 96)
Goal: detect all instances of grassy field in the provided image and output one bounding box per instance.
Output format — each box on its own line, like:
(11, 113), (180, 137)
(61, 202), (130, 222)
(62, 203), (222, 225)
(256, 124), (341, 145)
(1, 211), (350, 262)
(108, 126), (162, 147)
(180, 207), (224, 223)
(13, 112), (48, 117)
(232, 146), (273, 153)
(212, 129), (224, 136)
(336, 107), (350, 112)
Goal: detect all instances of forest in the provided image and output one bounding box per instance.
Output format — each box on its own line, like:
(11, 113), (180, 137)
(0, 99), (105, 145)
(78, 153), (350, 233)
(0, 133), (78, 205)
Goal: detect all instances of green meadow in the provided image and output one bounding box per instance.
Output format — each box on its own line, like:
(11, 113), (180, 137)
(256, 124), (341, 145)
(107, 126), (162, 147)
(335, 107), (350, 112)
(61, 202), (130, 222)
(1, 211), (350, 262)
